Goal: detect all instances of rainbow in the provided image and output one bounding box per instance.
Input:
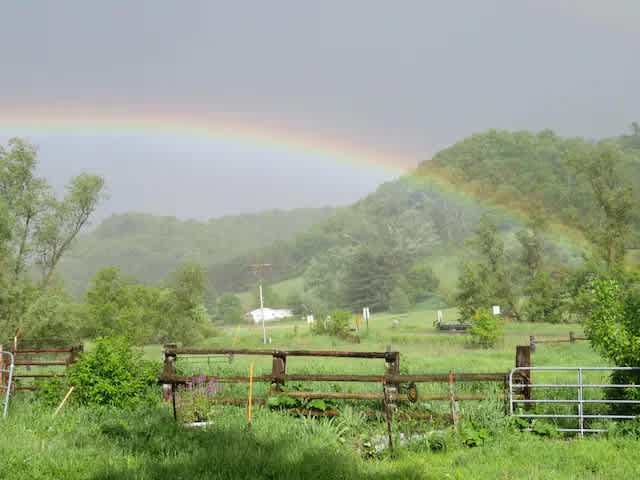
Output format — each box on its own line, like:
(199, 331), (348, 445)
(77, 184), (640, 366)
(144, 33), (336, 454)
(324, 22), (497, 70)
(0, 104), (416, 176)
(0, 103), (591, 254)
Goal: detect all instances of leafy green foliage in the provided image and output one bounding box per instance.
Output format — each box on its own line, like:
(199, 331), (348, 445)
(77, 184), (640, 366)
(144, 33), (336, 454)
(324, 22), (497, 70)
(568, 143), (637, 268)
(470, 308), (505, 347)
(85, 263), (211, 345)
(326, 310), (353, 337)
(59, 208), (335, 298)
(460, 421), (489, 447)
(0, 138), (104, 342)
(583, 276), (640, 366)
(68, 336), (159, 409)
(215, 292), (244, 324)
(523, 269), (566, 323)
(175, 375), (222, 423)
(581, 275), (640, 406)
(35, 376), (67, 408)
(456, 215), (520, 321)
(266, 385), (336, 412)
(389, 286), (410, 313)
(406, 263), (439, 303)
(252, 281), (283, 309)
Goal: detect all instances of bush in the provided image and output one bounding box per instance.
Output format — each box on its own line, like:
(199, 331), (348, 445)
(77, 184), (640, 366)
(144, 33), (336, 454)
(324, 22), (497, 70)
(583, 276), (640, 410)
(35, 376), (68, 408)
(470, 308), (505, 347)
(311, 309), (351, 337)
(68, 336), (160, 409)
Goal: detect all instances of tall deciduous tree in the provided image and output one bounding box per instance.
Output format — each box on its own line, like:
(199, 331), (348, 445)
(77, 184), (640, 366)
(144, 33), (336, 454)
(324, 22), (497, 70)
(216, 292), (244, 324)
(455, 214), (520, 321)
(0, 138), (105, 288)
(0, 138), (104, 340)
(568, 143), (636, 268)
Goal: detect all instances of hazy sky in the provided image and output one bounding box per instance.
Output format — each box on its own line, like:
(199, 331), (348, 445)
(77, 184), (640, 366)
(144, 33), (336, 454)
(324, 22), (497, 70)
(1, 1), (639, 221)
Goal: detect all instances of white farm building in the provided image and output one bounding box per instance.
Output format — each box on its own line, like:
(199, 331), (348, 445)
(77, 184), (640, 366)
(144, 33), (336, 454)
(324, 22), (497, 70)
(246, 308), (294, 324)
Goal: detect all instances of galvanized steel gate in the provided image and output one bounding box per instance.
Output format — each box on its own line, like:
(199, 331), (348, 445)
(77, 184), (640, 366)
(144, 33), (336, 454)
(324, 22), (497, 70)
(509, 366), (640, 437)
(1, 351), (15, 418)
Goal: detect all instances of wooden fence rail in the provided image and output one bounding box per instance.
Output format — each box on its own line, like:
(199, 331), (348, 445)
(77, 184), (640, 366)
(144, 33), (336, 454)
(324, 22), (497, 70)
(159, 344), (532, 418)
(529, 332), (586, 352)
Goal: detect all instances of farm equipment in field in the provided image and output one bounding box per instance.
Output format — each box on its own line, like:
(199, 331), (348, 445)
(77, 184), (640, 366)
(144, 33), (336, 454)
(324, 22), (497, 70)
(437, 322), (471, 332)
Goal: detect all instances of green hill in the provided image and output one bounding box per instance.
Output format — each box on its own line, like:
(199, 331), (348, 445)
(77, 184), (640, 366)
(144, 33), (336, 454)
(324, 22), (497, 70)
(58, 208), (335, 297)
(59, 128), (640, 312)
(204, 129), (640, 307)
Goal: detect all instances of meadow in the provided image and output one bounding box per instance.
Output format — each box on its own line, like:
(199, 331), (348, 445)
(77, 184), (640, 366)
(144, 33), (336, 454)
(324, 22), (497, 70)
(2, 309), (639, 480)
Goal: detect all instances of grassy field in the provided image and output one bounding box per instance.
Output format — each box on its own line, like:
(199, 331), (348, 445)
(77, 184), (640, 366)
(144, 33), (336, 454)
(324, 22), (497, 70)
(2, 310), (639, 479)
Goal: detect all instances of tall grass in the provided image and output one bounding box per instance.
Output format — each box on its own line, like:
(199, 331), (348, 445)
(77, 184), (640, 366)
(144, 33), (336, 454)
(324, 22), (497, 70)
(2, 313), (636, 479)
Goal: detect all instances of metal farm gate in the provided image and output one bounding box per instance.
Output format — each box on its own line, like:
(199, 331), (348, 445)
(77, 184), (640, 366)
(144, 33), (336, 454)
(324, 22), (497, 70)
(509, 366), (640, 437)
(1, 351), (15, 418)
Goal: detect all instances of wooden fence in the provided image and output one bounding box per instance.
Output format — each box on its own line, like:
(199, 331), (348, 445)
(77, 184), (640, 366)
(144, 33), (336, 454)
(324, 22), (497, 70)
(529, 332), (586, 352)
(159, 344), (533, 418)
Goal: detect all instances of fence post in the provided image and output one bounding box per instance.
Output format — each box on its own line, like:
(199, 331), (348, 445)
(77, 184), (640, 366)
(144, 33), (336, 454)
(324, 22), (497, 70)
(529, 336), (536, 353)
(271, 351), (286, 393)
(570, 331), (575, 343)
(162, 343), (177, 402)
(68, 344), (83, 365)
(516, 345), (531, 410)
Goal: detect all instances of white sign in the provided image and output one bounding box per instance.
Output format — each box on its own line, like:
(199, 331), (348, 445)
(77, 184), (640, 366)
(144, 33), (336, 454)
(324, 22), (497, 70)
(306, 315), (314, 324)
(492, 305), (501, 315)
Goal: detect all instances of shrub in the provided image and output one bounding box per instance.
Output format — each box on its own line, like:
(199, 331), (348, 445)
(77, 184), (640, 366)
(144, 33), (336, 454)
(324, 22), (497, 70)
(68, 336), (160, 409)
(35, 376), (67, 408)
(582, 276), (640, 409)
(311, 309), (352, 337)
(470, 308), (505, 347)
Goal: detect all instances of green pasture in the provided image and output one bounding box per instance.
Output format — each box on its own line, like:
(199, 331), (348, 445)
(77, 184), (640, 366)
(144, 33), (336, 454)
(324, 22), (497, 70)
(4, 310), (638, 480)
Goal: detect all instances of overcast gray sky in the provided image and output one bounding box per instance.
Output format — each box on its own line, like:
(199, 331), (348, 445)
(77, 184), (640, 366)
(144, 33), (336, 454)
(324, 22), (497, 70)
(1, 1), (639, 221)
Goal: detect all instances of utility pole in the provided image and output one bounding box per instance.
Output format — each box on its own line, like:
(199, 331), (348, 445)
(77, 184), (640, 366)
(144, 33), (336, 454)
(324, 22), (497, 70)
(248, 264), (272, 344)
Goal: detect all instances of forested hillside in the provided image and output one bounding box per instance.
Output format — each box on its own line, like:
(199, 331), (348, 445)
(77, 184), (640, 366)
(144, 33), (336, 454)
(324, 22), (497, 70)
(204, 128), (640, 315)
(56, 128), (640, 319)
(58, 208), (334, 297)
(415, 129), (640, 246)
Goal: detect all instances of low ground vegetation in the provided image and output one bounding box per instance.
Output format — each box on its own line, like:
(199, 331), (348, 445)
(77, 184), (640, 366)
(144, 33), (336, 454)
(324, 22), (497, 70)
(4, 314), (640, 479)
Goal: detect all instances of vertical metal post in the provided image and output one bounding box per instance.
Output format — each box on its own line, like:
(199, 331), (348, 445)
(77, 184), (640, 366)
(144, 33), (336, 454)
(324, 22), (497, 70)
(2, 351), (15, 419)
(578, 368), (584, 438)
(529, 336), (536, 353)
(259, 282), (266, 344)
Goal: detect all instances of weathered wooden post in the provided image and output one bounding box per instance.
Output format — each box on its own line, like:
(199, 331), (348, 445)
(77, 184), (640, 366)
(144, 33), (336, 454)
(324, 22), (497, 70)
(529, 336), (536, 353)
(516, 345), (532, 410)
(162, 343), (177, 402)
(384, 345), (399, 376)
(68, 344), (83, 365)
(271, 351), (286, 393)
(569, 331), (575, 344)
